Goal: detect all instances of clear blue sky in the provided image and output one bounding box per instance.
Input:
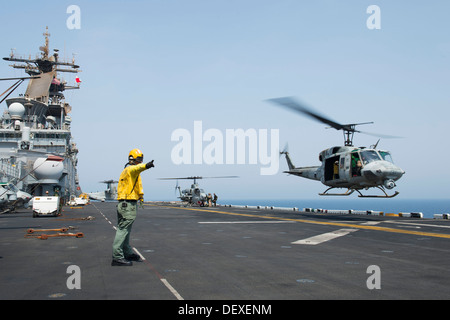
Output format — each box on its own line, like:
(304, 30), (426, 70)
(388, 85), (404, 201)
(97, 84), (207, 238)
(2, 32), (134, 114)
(1, 1), (449, 201)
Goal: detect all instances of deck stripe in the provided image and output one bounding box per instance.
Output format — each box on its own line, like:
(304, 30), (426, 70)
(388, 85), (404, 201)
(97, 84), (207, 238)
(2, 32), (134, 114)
(292, 229), (358, 245)
(198, 220), (295, 224)
(147, 204), (450, 240)
(161, 279), (184, 300)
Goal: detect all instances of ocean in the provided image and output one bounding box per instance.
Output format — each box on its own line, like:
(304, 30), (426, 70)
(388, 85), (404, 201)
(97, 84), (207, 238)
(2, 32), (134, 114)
(220, 198), (450, 219)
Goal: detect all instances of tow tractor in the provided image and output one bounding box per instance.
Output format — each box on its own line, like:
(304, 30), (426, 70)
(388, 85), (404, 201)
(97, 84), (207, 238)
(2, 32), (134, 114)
(32, 196), (61, 218)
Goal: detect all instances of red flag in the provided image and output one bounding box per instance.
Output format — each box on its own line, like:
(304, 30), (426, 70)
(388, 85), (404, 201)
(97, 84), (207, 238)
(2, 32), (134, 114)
(75, 77), (81, 83)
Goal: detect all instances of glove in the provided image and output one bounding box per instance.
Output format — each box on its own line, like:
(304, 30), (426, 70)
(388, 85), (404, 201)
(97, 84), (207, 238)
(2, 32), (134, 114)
(146, 160), (155, 169)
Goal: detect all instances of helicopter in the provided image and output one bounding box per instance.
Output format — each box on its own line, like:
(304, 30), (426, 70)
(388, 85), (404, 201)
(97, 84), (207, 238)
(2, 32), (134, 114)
(267, 97), (405, 198)
(159, 176), (237, 206)
(0, 182), (32, 214)
(87, 180), (118, 202)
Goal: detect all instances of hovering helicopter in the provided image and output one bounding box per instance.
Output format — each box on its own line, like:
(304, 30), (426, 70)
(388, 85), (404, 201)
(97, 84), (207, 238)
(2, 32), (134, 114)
(268, 97), (405, 198)
(159, 176), (237, 206)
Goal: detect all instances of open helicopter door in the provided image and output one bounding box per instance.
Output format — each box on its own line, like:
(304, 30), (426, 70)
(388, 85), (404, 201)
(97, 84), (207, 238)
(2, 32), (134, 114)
(324, 155), (340, 181)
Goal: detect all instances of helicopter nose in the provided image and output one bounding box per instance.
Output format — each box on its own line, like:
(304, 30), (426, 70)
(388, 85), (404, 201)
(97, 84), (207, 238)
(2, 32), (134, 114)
(362, 161), (404, 181)
(391, 165), (404, 179)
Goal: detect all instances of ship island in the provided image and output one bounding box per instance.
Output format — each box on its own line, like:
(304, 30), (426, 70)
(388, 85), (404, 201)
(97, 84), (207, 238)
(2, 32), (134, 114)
(0, 27), (82, 214)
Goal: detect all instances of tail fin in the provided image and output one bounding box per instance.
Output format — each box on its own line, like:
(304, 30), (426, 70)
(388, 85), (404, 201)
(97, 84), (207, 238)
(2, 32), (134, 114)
(175, 180), (182, 198)
(280, 151), (295, 170)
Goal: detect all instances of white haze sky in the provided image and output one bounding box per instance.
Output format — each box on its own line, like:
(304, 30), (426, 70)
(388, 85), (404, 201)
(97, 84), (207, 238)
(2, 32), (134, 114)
(1, 0), (449, 201)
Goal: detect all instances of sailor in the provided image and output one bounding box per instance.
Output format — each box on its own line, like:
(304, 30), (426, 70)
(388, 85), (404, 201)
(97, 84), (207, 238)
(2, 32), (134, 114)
(111, 148), (154, 266)
(207, 193), (212, 207)
(213, 193), (218, 207)
(333, 161), (339, 180)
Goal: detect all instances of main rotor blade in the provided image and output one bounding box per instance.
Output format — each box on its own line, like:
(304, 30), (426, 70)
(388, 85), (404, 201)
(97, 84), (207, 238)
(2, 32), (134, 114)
(202, 176), (239, 179)
(266, 97), (345, 131)
(159, 176), (238, 180)
(357, 130), (402, 139)
(159, 177), (201, 180)
(267, 96), (402, 142)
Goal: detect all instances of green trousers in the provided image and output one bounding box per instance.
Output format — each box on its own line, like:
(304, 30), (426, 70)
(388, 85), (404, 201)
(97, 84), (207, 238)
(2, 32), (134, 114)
(112, 201), (137, 260)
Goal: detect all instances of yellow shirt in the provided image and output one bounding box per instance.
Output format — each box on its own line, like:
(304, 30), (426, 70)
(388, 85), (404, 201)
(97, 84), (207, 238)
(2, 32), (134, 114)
(117, 163), (148, 200)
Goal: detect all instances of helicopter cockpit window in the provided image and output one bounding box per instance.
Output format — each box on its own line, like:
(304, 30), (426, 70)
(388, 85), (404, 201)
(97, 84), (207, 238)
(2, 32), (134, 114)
(379, 151), (394, 163)
(360, 150), (381, 165)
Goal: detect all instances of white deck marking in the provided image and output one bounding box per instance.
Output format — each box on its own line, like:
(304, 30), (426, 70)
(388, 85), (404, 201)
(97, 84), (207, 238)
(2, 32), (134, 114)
(292, 228), (358, 245)
(361, 221), (381, 225)
(199, 220), (295, 224)
(161, 279), (184, 300)
(384, 220), (450, 229)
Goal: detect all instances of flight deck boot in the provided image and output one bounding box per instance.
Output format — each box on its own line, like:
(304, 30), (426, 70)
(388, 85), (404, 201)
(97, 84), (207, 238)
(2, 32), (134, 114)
(111, 258), (133, 266)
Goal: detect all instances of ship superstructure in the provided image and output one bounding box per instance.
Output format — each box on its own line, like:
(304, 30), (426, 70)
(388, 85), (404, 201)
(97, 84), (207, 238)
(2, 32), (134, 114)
(0, 27), (82, 202)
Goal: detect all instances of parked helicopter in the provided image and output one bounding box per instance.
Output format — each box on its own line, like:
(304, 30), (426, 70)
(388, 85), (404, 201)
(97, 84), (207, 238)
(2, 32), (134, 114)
(0, 182), (32, 213)
(87, 180), (118, 202)
(159, 176), (237, 206)
(267, 97), (405, 198)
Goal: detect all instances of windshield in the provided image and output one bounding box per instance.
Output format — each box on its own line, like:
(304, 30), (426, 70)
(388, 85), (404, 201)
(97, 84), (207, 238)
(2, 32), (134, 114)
(379, 151), (394, 163)
(360, 150), (381, 165)
(195, 189), (205, 195)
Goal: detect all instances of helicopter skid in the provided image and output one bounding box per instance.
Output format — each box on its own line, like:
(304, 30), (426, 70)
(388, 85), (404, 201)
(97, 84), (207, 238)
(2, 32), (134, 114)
(319, 186), (399, 198)
(319, 187), (355, 196)
(356, 188), (400, 198)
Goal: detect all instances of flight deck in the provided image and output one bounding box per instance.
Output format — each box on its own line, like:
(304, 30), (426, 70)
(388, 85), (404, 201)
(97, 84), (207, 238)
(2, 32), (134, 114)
(1, 201), (450, 301)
